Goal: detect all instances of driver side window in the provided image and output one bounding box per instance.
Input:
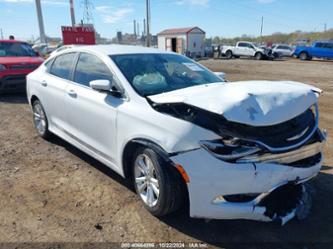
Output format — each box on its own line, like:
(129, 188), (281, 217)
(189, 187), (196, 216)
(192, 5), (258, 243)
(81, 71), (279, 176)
(74, 53), (113, 87)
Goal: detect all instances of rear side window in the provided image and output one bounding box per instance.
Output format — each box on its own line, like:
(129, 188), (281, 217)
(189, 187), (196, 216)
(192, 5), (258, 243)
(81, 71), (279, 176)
(50, 53), (77, 80)
(323, 43), (333, 49)
(238, 43), (247, 47)
(74, 53), (112, 87)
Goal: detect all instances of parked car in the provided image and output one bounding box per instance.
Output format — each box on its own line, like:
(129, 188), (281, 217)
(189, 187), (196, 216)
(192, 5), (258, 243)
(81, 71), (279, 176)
(221, 41), (275, 60)
(32, 43), (57, 57)
(272, 44), (294, 57)
(49, 45), (80, 58)
(0, 40), (44, 94)
(294, 41), (333, 60)
(27, 45), (325, 225)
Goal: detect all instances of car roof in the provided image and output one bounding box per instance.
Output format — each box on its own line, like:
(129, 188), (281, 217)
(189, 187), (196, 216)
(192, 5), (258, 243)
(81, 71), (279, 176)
(67, 44), (173, 55)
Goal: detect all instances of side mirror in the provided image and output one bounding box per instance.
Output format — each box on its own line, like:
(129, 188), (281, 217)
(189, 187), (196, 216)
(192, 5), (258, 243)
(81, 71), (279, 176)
(89, 79), (111, 91)
(214, 72), (226, 81)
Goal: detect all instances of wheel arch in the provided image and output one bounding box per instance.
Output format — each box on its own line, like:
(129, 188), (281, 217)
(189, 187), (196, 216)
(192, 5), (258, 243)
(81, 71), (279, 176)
(225, 49), (233, 55)
(255, 51), (263, 56)
(30, 95), (39, 106)
(122, 138), (172, 179)
(298, 50), (309, 57)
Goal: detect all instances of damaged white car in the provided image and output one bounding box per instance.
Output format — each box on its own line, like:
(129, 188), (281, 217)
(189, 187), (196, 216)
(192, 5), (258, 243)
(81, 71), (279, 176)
(26, 45), (326, 225)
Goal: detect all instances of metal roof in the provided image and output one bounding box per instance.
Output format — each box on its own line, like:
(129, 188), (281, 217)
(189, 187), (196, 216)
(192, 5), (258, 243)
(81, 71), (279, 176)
(157, 27), (205, 36)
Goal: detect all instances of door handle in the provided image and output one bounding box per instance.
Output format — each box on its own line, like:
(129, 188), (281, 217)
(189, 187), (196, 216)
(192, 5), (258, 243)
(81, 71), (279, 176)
(41, 80), (47, 87)
(67, 89), (77, 97)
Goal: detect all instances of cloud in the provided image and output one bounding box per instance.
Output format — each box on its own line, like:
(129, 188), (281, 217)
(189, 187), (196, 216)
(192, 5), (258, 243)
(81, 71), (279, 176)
(1, 0), (32, 2)
(96, 5), (110, 13)
(0, 0), (67, 4)
(176, 0), (210, 6)
(257, 0), (276, 3)
(96, 6), (134, 24)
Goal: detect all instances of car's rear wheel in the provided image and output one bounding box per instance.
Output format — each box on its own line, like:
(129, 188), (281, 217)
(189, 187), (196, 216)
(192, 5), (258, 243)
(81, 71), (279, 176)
(132, 147), (184, 217)
(299, 52), (308, 61)
(32, 100), (51, 139)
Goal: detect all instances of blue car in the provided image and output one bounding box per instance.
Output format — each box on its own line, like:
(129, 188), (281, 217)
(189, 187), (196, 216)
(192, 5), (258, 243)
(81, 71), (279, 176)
(294, 41), (333, 60)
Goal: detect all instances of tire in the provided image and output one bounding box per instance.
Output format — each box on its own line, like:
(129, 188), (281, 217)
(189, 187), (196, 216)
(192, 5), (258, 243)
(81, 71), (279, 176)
(225, 50), (233, 59)
(299, 52), (308, 61)
(32, 99), (52, 139)
(255, 52), (263, 60)
(132, 147), (184, 217)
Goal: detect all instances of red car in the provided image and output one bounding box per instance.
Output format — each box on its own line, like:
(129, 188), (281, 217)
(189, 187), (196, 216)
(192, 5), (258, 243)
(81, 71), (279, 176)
(0, 40), (44, 94)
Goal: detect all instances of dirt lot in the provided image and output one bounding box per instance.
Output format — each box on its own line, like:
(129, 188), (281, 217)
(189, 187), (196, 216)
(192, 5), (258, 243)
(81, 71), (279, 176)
(0, 58), (333, 248)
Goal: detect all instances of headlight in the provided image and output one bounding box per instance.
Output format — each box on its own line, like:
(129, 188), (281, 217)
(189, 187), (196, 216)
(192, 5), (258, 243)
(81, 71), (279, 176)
(200, 139), (261, 161)
(0, 64), (7, 71)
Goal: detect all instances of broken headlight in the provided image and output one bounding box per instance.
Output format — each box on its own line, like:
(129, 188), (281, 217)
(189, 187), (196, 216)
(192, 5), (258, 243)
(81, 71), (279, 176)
(199, 139), (261, 161)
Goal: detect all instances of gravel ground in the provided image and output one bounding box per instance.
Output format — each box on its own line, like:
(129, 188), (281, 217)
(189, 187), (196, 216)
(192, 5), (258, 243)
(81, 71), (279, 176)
(0, 58), (332, 249)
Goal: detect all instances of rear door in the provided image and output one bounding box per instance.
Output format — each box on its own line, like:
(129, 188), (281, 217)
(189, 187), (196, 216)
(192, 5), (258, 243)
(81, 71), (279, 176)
(323, 43), (333, 59)
(64, 52), (121, 168)
(41, 52), (78, 130)
(235, 42), (247, 56)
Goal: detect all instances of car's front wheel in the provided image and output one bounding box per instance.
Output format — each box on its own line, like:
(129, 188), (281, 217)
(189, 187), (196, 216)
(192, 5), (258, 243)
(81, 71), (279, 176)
(132, 147), (184, 217)
(255, 52), (263, 60)
(225, 50), (233, 59)
(32, 99), (51, 139)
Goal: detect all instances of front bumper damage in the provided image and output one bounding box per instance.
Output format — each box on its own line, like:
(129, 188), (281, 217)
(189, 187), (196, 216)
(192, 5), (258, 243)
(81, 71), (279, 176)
(150, 83), (325, 224)
(170, 127), (326, 225)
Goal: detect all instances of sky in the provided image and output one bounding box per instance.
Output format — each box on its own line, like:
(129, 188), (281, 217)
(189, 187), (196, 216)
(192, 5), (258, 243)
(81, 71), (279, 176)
(0, 0), (332, 41)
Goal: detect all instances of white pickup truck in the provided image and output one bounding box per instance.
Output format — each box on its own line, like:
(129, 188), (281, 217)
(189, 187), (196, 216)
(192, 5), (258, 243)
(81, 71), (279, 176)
(221, 41), (274, 60)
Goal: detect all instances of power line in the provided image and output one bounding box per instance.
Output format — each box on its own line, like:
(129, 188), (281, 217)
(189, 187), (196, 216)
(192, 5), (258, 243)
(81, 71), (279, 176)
(82, 0), (93, 24)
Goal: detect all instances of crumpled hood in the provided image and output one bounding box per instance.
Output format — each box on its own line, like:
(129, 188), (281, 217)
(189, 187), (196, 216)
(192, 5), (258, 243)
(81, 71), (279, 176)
(148, 81), (321, 126)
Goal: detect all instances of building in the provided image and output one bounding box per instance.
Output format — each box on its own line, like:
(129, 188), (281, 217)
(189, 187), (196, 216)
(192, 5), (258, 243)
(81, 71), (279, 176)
(157, 27), (205, 57)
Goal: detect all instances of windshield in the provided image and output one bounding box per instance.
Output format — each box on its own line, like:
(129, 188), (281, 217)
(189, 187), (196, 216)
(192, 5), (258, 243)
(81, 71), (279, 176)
(0, 42), (37, 57)
(110, 53), (222, 96)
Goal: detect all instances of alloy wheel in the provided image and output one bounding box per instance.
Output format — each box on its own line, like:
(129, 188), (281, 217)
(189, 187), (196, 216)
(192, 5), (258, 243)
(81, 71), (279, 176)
(33, 102), (47, 135)
(134, 154), (160, 207)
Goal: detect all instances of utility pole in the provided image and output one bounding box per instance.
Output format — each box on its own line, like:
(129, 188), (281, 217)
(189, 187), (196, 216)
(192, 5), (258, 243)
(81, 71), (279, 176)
(0, 28), (3, 40)
(134, 19), (137, 37)
(69, 0), (76, 27)
(35, 0), (46, 44)
(324, 23), (327, 32)
(260, 16), (264, 44)
(143, 19), (146, 36)
(145, 0), (151, 47)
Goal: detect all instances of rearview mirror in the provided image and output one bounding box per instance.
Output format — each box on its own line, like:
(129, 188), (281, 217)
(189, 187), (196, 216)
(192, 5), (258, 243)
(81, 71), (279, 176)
(89, 80), (111, 91)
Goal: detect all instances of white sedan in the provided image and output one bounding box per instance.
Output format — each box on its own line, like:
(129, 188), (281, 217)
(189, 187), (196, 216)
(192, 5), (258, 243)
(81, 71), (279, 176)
(26, 45), (325, 225)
